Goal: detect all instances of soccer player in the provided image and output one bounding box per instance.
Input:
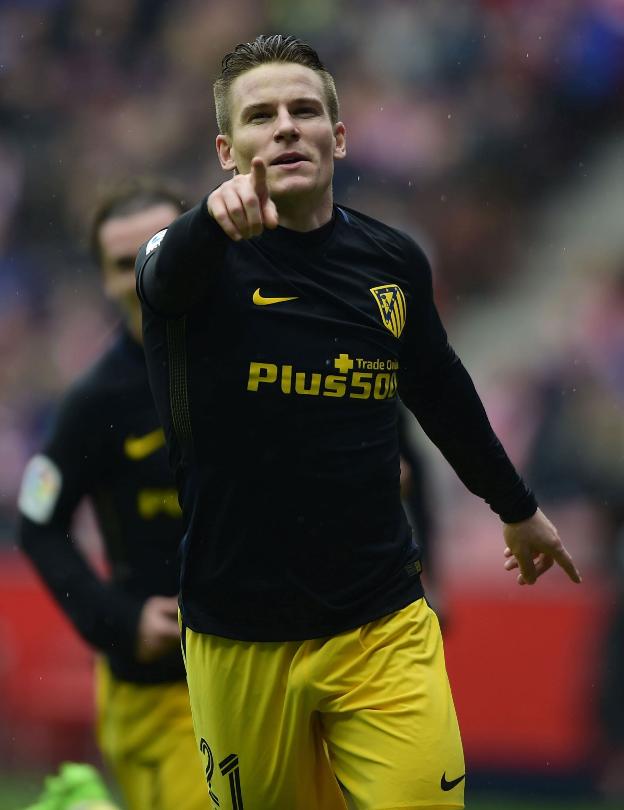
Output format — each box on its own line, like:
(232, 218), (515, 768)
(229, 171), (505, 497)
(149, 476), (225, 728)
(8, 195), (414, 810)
(17, 180), (207, 810)
(135, 35), (582, 810)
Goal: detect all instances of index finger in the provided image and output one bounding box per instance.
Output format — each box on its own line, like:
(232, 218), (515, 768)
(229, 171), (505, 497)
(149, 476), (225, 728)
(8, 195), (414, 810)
(552, 546), (582, 583)
(251, 157), (268, 199)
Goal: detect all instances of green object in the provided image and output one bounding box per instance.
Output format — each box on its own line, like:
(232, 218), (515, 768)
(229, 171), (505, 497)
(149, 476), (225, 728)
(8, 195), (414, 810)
(23, 763), (117, 810)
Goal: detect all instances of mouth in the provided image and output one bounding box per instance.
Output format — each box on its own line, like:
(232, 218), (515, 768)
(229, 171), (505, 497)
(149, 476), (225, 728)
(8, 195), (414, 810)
(270, 152), (309, 167)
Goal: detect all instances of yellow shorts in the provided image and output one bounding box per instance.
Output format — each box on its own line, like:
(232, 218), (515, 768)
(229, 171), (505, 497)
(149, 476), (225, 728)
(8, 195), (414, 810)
(184, 598), (465, 810)
(95, 659), (206, 810)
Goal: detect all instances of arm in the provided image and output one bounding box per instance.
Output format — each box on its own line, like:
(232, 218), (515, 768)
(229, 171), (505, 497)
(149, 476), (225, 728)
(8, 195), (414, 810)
(398, 244), (536, 523)
(136, 158), (278, 317)
(20, 509), (145, 656)
(398, 242), (580, 585)
(17, 389), (143, 657)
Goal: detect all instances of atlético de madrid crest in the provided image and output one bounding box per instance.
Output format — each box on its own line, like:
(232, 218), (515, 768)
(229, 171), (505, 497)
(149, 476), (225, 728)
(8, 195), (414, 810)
(370, 284), (407, 338)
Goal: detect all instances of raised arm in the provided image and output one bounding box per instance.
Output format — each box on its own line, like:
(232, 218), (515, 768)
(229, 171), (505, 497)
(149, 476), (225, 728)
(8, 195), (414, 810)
(136, 158), (278, 317)
(208, 157), (278, 241)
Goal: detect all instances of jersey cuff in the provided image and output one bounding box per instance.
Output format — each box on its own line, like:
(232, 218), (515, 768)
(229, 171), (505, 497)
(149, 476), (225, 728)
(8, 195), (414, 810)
(495, 489), (539, 524)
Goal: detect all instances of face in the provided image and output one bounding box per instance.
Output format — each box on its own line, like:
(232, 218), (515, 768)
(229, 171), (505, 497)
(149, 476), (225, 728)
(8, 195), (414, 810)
(217, 62), (346, 205)
(98, 203), (179, 334)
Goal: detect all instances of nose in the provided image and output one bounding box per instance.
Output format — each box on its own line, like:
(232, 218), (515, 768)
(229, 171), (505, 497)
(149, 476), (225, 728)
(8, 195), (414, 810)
(273, 109), (300, 142)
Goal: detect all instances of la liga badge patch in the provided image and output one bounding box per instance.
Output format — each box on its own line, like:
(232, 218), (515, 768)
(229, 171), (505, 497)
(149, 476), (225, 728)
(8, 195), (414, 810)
(18, 454), (63, 524)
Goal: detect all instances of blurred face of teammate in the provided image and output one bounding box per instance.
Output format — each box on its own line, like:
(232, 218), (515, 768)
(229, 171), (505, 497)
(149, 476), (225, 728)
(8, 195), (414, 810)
(98, 204), (179, 341)
(217, 62), (346, 213)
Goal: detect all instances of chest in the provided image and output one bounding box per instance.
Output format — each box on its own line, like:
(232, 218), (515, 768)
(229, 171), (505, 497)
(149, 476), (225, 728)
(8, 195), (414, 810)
(217, 242), (406, 355)
(98, 388), (170, 484)
(187, 242), (410, 409)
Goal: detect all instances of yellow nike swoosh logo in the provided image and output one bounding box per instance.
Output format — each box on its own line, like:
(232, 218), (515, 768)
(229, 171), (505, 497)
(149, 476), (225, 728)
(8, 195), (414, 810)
(253, 288), (299, 306)
(124, 428), (166, 460)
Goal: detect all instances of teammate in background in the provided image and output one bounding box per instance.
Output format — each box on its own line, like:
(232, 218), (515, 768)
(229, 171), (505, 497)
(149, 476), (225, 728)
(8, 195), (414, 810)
(17, 180), (207, 810)
(136, 35), (582, 810)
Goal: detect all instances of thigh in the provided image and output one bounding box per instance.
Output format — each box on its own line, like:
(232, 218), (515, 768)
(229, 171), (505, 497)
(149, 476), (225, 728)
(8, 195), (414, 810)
(95, 660), (206, 810)
(108, 760), (155, 810)
(321, 600), (465, 810)
(184, 628), (348, 810)
(156, 689), (209, 810)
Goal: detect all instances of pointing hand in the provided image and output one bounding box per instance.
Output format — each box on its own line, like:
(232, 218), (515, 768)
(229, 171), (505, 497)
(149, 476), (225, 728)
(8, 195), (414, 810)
(502, 508), (582, 586)
(208, 157), (279, 240)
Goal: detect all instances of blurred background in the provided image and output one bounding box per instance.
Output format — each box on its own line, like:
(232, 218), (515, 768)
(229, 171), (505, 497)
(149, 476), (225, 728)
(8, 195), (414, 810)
(1, 0), (624, 807)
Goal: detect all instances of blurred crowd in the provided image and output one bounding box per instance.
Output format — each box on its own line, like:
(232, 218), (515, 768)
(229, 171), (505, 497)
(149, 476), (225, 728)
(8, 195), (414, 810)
(1, 0), (624, 793)
(1, 0), (624, 547)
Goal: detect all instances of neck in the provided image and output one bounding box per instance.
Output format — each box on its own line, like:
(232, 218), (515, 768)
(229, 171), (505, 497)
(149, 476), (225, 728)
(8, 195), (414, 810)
(274, 189), (334, 232)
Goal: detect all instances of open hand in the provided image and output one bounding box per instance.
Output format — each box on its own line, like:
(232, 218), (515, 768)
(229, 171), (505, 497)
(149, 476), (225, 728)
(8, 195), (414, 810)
(503, 507), (582, 585)
(207, 157), (279, 240)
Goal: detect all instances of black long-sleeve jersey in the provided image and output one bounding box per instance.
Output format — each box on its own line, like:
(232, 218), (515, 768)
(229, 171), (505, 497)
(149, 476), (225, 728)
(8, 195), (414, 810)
(18, 331), (185, 683)
(136, 200), (537, 642)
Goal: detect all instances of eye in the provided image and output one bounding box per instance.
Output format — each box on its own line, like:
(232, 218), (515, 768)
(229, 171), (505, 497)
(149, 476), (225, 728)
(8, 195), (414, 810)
(295, 106), (318, 117)
(114, 256), (136, 272)
(249, 111), (271, 122)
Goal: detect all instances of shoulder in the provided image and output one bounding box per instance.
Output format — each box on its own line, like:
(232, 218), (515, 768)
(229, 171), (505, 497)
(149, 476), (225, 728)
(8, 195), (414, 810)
(55, 337), (131, 424)
(335, 204), (431, 271)
(19, 348), (122, 521)
(134, 228), (169, 313)
(136, 228), (168, 271)
(335, 205), (433, 296)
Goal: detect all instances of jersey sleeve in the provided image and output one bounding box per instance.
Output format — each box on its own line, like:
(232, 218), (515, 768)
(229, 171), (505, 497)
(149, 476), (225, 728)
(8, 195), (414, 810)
(398, 239), (538, 523)
(17, 383), (143, 657)
(135, 196), (229, 317)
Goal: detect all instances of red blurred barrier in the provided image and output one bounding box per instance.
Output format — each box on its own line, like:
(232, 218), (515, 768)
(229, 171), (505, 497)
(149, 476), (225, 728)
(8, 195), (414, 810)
(443, 581), (613, 773)
(0, 549), (614, 773)
(0, 550), (96, 766)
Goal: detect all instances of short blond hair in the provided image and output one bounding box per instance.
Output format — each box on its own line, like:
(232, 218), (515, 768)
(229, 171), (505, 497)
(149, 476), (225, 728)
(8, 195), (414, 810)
(213, 34), (339, 136)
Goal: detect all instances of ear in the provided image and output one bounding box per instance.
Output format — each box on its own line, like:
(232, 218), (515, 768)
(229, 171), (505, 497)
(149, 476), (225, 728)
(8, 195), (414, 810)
(216, 134), (236, 171)
(333, 122), (347, 160)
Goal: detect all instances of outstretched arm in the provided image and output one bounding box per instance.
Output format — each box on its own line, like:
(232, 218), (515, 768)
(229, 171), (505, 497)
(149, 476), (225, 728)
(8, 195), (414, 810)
(399, 240), (581, 585)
